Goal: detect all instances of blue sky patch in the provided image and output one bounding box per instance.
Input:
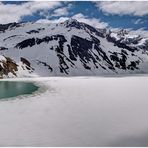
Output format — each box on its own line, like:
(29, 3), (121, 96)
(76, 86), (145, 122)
(1, 1), (148, 30)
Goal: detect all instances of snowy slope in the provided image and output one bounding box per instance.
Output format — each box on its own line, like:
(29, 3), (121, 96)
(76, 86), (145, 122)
(0, 19), (148, 78)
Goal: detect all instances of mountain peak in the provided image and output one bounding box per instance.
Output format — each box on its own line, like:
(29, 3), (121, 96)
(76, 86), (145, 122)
(60, 18), (83, 29)
(65, 18), (79, 24)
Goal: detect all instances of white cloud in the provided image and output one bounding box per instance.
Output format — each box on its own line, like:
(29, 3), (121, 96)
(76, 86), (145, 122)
(52, 7), (69, 17)
(72, 13), (108, 28)
(134, 19), (144, 25)
(36, 19), (51, 24)
(0, 1), (62, 24)
(95, 1), (148, 16)
(36, 17), (69, 24)
(36, 13), (108, 29)
(128, 28), (148, 38)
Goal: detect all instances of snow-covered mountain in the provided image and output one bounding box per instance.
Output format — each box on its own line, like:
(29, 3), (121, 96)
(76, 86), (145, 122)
(0, 19), (148, 78)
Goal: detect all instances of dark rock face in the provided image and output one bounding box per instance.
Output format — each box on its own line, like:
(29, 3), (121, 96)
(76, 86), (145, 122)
(0, 22), (21, 32)
(138, 40), (148, 51)
(63, 19), (83, 29)
(0, 56), (35, 78)
(0, 56), (18, 78)
(36, 60), (53, 72)
(84, 24), (105, 38)
(15, 35), (67, 49)
(70, 35), (114, 70)
(26, 28), (45, 34)
(27, 30), (39, 34)
(109, 50), (140, 70)
(21, 57), (30, 67)
(106, 34), (138, 52)
(36, 35), (67, 45)
(20, 57), (33, 71)
(15, 38), (36, 49)
(0, 47), (8, 50)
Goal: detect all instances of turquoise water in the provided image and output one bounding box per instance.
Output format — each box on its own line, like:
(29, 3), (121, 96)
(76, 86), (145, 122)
(0, 81), (39, 100)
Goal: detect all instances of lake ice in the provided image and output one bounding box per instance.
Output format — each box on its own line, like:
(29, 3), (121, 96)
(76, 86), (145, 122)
(0, 76), (148, 146)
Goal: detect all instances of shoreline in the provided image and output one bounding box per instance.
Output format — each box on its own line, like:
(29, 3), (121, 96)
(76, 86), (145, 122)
(0, 73), (148, 82)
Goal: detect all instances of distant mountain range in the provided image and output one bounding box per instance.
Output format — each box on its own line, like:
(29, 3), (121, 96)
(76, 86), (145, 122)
(0, 19), (148, 78)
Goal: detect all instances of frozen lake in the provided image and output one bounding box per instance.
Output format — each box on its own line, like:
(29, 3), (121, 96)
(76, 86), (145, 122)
(0, 81), (39, 100)
(0, 76), (148, 146)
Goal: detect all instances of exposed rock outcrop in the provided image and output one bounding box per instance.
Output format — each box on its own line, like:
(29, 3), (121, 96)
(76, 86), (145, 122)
(0, 56), (18, 78)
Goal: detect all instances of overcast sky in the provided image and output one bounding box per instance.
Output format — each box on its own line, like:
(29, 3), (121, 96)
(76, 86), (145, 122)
(0, 1), (148, 30)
